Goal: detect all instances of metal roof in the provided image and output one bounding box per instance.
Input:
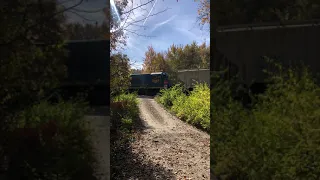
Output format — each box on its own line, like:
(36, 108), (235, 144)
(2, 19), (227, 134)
(217, 19), (320, 32)
(150, 72), (166, 75)
(177, 69), (209, 72)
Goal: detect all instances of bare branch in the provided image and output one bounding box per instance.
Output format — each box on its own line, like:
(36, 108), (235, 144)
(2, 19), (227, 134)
(72, 8), (103, 13)
(57, 0), (75, 5)
(68, 10), (97, 22)
(53, 0), (84, 17)
(125, 29), (155, 38)
(0, 0), (85, 46)
(122, 0), (155, 14)
(122, 8), (170, 29)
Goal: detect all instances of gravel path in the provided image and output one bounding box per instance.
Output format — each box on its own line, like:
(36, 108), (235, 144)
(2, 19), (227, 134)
(117, 96), (210, 180)
(86, 107), (110, 180)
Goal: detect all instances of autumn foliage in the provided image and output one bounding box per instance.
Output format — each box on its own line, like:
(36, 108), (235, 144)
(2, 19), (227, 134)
(196, 0), (210, 25)
(142, 42), (210, 75)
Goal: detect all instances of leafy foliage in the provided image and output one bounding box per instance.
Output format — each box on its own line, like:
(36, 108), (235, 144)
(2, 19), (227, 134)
(3, 100), (97, 180)
(0, 1), (100, 179)
(0, 0), (67, 115)
(64, 22), (108, 40)
(211, 61), (320, 179)
(110, 53), (131, 95)
(156, 83), (210, 132)
(106, 0), (129, 51)
(141, 42), (210, 84)
(195, 0), (210, 25)
(142, 45), (169, 73)
(110, 93), (139, 179)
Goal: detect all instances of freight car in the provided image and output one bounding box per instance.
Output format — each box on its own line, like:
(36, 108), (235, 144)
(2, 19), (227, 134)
(48, 39), (110, 106)
(177, 69), (210, 91)
(129, 72), (170, 94)
(215, 19), (320, 94)
(129, 69), (210, 94)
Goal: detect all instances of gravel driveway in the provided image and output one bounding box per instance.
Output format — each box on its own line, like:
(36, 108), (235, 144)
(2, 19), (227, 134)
(114, 96), (210, 180)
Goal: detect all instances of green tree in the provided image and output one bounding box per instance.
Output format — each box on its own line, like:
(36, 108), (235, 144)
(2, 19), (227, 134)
(142, 45), (157, 73)
(199, 42), (210, 69)
(64, 22), (108, 40)
(166, 44), (184, 71)
(0, 0), (68, 117)
(110, 53), (131, 95)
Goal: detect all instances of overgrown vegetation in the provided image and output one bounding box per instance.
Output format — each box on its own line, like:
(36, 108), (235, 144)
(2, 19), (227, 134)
(2, 99), (98, 180)
(0, 1), (108, 179)
(211, 61), (320, 179)
(156, 83), (210, 132)
(110, 93), (140, 179)
(110, 53), (131, 96)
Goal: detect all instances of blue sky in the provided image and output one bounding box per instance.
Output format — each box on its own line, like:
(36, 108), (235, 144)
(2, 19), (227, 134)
(118, 0), (210, 69)
(60, 0), (210, 69)
(60, 0), (106, 24)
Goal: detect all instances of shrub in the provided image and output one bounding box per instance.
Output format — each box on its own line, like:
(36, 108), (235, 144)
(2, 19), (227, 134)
(156, 83), (210, 132)
(2, 100), (97, 180)
(212, 61), (320, 179)
(156, 84), (185, 108)
(110, 93), (140, 179)
(111, 92), (139, 123)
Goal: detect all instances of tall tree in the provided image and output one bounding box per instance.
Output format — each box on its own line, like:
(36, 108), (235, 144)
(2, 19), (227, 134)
(142, 45), (157, 73)
(110, 53), (131, 95)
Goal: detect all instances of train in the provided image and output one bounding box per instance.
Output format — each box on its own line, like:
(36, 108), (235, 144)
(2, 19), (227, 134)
(177, 69), (210, 90)
(215, 19), (320, 94)
(129, 69), (210, 94)
(129, 72), (170, 94)
(46, 39), (110, 106)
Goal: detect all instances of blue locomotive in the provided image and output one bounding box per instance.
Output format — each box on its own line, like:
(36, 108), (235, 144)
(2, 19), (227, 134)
(129, 72), (170, 94)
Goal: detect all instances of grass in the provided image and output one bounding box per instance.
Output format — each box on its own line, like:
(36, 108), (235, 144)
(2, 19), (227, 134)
(155, 83), (210, 132)
(211, 61), (320, 179)
(110, 92), (140, 179)
(3, 99), (98, 180)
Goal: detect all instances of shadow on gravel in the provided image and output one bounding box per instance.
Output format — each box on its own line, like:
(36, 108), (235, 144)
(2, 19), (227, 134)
(111, 116), (175, 180)
(138, 95), (155, 99)
(86, 106), (110, 116)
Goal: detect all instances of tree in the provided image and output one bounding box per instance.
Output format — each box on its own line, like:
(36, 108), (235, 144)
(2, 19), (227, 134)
(64, 21), (108, 40)
(166, 44), (184, 71)
(110, 53), (131, 95)
(108, 0), (171, 51)
(199, 42), (210, 68)
(196, 0), (210, 25)
(142, 45), (157, 73)
(0, 0), (76, 178)
(0, 0), (68, 116)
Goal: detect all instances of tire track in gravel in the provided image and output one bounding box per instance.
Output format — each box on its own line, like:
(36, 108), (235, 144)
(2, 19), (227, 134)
(129, 96), (210, 180)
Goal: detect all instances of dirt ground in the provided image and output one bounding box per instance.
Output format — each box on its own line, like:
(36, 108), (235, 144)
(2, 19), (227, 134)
(86, 107), (110, 180)
(114, 96), (210, 180)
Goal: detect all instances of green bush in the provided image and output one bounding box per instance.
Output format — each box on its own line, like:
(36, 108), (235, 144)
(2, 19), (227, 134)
(156, 84), (185, 108)
(212, 62), (320, 179)
(110, 93), (140, 179)
(156, 83), (210, 132)
(111, 92), (139, 123)
(3, 100), (97, 180)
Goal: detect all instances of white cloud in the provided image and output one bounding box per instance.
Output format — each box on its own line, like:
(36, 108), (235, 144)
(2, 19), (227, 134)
(120, 0), (210, 70)
(150, 15), (177, 32)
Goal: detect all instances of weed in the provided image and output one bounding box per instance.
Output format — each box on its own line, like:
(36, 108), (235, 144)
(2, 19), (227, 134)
(156, 83), (210, 132)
